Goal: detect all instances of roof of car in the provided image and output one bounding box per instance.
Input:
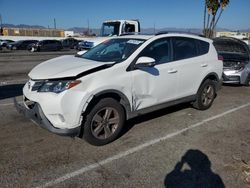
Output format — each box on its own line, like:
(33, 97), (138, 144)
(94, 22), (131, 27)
(118, 33), (212, 43)
(118, 35), (153, 40)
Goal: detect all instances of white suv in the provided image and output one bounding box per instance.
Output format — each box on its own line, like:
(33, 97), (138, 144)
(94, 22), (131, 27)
(15, 33), (223, 145)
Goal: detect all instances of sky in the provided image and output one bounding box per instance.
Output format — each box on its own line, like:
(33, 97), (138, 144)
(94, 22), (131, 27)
(0, 0), (249, 30)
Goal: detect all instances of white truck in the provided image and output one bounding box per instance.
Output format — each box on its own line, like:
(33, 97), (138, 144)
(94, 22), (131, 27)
(77, 20), (140, 51)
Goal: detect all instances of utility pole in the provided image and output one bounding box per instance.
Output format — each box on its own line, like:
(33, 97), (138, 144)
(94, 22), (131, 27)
(0, 14), (3, 36)
(153, 22), (156, 34)
(87, 19), (90, 35)
(0, 14), (2, 27)
(54, 18), (56, 29)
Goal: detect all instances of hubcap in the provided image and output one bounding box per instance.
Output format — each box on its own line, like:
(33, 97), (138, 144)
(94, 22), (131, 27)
(91, 107), (120, 140)
(201, 85), (214, 106)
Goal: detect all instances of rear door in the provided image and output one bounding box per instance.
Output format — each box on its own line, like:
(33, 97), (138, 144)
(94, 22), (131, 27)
(172, 37), (210, 98)
(41, 41), (49, 51)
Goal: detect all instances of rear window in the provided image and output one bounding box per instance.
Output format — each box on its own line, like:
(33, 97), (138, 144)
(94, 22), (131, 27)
(196, 40), (210, 55)
(173, 37), (197, 61)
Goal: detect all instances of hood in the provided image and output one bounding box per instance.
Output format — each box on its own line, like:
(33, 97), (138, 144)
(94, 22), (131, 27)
(28, 55), (113, 80)
(213, 37), (250, 60)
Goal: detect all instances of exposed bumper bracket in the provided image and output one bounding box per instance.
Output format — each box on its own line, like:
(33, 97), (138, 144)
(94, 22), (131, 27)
(14, 98), (81, 137)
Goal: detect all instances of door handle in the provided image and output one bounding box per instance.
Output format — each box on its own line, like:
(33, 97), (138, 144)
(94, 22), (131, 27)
(168, 69), (178, 74)
(201, 63), (208, 67)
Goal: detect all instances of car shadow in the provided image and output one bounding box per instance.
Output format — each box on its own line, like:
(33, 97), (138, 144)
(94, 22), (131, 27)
(120, 102), (191, 137)
(164, 149), (225, 188)
(223, 83), (243, 87)
(0, 84), (24, 100)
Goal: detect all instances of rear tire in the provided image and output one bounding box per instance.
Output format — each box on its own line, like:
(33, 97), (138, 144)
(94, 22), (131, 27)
(193, 79), (216, 110)
(83, 98), (125, 146)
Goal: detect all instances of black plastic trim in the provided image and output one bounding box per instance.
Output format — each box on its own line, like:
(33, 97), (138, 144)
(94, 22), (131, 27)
(93, 89), (132, 119)
(129, 95), (196, 119)
(14, 98), (80, 137)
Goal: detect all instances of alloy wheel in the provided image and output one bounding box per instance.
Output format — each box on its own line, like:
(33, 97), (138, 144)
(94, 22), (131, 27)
(91, 107), (120, 140)
(201, 85), (214, 106)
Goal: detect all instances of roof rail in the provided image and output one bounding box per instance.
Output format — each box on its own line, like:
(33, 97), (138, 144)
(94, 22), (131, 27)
(120, 32), (153, 36)
(120, 32), (140, 36)
(155, 31), (205, 38)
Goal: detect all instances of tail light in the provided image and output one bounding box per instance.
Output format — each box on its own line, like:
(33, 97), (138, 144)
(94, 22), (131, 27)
(218, 55), (224, 61)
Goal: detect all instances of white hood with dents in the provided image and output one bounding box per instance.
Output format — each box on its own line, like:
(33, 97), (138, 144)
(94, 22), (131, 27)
(28, 55), (112, 80)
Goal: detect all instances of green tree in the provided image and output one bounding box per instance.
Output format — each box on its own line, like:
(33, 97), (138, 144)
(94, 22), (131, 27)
(203, 0), (230, 38)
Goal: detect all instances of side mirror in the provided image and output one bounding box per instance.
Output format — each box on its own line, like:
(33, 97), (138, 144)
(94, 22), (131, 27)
(135, 56), (156, 69)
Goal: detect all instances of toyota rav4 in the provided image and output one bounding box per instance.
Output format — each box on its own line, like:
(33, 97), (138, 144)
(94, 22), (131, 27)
(15, 33), (223, 146)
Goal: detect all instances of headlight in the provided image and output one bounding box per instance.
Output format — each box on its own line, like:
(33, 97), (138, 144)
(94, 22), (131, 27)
(234, 62), (245, 72)
(38, 80), (81, 93)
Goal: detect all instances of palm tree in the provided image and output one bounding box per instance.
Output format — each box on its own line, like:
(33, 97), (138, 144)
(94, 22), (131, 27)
(203, 0), (230, 38)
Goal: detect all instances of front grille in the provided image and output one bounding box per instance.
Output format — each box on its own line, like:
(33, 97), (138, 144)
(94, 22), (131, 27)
(223, 74), (240, 82)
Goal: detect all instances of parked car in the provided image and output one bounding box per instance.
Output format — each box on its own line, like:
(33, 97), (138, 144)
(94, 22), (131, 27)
(15, 33), (222, 146)
(0, 39), (14, 47)
(75, 40), (83, 50)
(30, 40), (63, 52)
(61, 38), (79, 49)
(213, 37), (250, 86)
(7, 40), (38, 50)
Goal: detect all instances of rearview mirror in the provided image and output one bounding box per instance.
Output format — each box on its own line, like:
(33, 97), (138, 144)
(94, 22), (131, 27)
(135, 56), (156, 69)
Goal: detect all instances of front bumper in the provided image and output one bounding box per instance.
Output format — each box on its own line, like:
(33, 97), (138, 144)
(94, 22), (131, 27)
(14, 98), (81, 137)
(223, 64), (250, 85)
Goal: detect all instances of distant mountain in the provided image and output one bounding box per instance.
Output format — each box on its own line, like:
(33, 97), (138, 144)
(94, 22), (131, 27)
(141, 28), (203, 34)
(237, 28), (250, 32)
(2, 23), (250, 34)
(2, 23), (46, 29)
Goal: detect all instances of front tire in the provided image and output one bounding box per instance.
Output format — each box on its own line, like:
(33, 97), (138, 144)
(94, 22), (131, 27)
(193, 79), (216, 110)
(83, 98), (125, 146)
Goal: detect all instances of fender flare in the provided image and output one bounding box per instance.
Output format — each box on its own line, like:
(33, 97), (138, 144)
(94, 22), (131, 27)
(84, 89), (132, 120)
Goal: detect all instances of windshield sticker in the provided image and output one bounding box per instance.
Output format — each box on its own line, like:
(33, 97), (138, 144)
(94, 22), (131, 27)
(127, 40), (143, 45)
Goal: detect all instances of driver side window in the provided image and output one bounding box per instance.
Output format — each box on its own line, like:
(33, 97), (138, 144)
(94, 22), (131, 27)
(139, 38), (171, 65)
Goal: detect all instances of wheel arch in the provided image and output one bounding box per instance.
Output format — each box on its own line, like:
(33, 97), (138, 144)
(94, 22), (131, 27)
(197, 72), (220, 93)
(83, 89), (131, 120)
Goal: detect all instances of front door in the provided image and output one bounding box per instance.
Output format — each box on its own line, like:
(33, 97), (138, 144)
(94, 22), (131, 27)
(131, 38), (179, 110)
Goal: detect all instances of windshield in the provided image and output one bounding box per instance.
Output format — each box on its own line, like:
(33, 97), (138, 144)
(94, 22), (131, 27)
(101, 22), (120, 36)
(81, 38), (145, 62)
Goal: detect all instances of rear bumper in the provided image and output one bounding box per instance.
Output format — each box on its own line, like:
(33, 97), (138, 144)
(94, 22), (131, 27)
(14, 98), (81, 137)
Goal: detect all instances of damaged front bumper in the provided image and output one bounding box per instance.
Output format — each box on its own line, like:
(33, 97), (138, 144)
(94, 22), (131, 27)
(14, 98), (81, 137)
(223, 63), (250, 85)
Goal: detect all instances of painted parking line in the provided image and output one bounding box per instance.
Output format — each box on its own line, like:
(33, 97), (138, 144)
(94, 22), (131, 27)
(36, 102), (250, 188)
(0, 79), (27, 86)
(0, 102), (15, 106)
